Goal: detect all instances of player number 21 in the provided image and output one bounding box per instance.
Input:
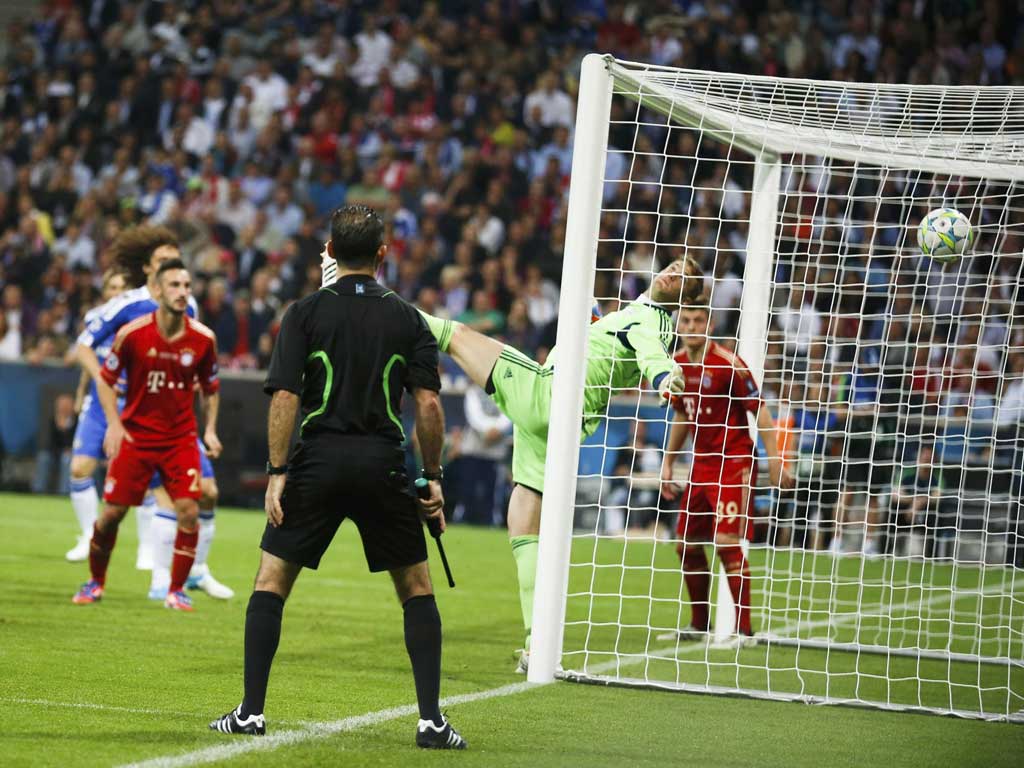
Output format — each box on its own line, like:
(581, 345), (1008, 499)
(187, 468), (200, 493)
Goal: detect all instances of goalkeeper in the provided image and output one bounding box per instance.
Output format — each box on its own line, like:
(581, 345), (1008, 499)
(324, 251), (703, 670)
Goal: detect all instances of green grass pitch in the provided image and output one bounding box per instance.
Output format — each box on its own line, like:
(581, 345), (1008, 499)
(2, 493), (1022, 767)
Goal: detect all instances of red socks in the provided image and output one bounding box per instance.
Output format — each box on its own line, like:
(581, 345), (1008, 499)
(89, 522), (118, 585)
(719, 545), (753, 635)
(169, 526), (199, 593)
(680, 546), (711, 631)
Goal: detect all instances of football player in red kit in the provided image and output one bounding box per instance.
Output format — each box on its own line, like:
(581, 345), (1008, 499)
(661, 297), (793, 643)
(72, 259), (220, 612)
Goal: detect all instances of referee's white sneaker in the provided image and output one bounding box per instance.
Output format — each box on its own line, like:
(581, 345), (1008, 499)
(210, 705), (266, 736)
(415, 715), (467, 750)
(187, 564), (235, 599)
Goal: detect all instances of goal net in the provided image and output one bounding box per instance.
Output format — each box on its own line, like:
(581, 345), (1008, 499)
(531, 54), (1024, 723)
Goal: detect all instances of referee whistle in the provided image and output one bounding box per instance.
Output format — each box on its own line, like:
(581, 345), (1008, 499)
(415, 478), (455, 588)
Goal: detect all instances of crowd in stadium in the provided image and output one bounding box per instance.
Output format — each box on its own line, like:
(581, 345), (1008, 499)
(2, 1), (1022, 545)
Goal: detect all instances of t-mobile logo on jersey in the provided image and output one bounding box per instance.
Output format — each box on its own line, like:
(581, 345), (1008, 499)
(146, 370), (167, 393)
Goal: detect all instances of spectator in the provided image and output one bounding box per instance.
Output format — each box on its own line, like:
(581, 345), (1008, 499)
(522, 71), (574, 130)
(883, 444), (944, 558)
(451, 384), (511, 526)
(0, 310), (19, 360)
(456, 288), (504, 336)
(604, 420), (664, 536)
(264, 186), (304, 240)
(31, 393), (76, 495)
(351, 13), (393, 88)
(776, 284), (823, 370)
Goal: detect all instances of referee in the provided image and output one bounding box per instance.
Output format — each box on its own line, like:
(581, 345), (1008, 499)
(210, 205), (466, 750)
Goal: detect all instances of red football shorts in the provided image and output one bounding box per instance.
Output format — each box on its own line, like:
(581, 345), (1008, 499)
(103, 438), (201, 506)
(676, 458), (756, 543)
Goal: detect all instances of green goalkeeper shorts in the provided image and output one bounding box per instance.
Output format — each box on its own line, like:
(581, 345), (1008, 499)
(488, 345), (554, 493)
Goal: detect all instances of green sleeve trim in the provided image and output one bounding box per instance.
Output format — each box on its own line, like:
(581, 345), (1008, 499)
(383, 353), (407, 440)
(300, 350), (333, 434)
(322, 286), (338, 295)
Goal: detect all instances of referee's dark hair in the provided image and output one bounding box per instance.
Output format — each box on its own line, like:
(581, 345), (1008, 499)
(330, 205), (385, 268)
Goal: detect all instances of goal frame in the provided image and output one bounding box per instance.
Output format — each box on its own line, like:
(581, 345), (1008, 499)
(529, 54), (1024, 724)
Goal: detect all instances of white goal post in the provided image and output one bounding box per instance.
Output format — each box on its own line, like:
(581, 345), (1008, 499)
(530, 53), (1024, 723)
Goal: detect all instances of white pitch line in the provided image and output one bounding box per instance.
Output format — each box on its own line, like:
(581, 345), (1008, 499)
(0, 698), (197, 718)
(116, 681), (538, 768)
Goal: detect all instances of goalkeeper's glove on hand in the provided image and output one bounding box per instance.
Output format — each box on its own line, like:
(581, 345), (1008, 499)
(656, 366), (686, 403)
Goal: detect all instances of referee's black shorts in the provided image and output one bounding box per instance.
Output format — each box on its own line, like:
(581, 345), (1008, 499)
(260, 434), (427, 572)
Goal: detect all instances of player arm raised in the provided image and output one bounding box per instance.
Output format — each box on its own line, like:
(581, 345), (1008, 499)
(756, 403), (794, 490)
(624, 319), (684, 401)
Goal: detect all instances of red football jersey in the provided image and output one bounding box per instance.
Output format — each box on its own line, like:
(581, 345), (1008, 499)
(101, 312), (219, 446)
(672, 342), (760, 463)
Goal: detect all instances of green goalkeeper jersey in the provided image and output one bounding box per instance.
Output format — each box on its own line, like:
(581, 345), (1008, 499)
(546, 295), (677, 437)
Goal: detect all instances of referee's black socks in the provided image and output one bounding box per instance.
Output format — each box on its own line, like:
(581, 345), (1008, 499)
(403, 594), (443, 726)
(240, 590), (285, 719)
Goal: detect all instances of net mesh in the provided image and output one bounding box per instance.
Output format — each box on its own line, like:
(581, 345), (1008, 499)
(561, 57), (1024, 722)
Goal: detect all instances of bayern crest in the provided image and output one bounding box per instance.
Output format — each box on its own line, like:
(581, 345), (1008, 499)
(180, 350), (195, 366)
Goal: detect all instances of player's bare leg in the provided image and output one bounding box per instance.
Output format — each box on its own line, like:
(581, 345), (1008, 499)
(188, 476), (234, 599)
(507, 484), (542, 672)
(417, 310), (505, 389)
(164, 497), (201, 611)
(67, 455), (99, 561)
(71, 502), (130, 603)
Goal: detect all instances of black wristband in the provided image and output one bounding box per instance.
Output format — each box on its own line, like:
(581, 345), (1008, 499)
(266, 462), (289, 475)
(421, 468), (443, 482)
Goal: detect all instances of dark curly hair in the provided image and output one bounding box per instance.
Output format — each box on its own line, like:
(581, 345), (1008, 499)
(108, 226), (179, 287)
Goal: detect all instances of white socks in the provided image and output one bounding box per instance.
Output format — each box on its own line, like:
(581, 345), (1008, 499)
(135, 495), (157, 570)
(192, 513), (215, 574)
(149, 511), (177, 595)
(70, 477), (97, 537)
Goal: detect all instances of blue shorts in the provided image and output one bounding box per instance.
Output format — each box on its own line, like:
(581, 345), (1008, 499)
(148, 437), (215, 489)
(72, 397), (106, 460)
(72, 394), (125, 460)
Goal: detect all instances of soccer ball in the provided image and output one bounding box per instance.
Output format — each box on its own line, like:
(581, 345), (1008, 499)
(917, 207), (973, 263)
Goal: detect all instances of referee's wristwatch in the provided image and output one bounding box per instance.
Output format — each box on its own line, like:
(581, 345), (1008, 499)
(421, 467), (444, 482)
(266, 462), (289, 475)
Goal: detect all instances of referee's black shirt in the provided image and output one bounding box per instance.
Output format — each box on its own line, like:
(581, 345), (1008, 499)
(264, 275), (440, 445)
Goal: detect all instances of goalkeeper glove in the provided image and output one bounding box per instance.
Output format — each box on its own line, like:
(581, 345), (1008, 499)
(320, 241), (337, 287)
(656, 366), (686, 403)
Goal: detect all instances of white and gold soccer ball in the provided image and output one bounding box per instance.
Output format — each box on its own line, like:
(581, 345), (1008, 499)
(917, 207), (973, 264)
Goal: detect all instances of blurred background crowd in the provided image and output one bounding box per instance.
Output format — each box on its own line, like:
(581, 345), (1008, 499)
(1, 0), (1022, 550)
